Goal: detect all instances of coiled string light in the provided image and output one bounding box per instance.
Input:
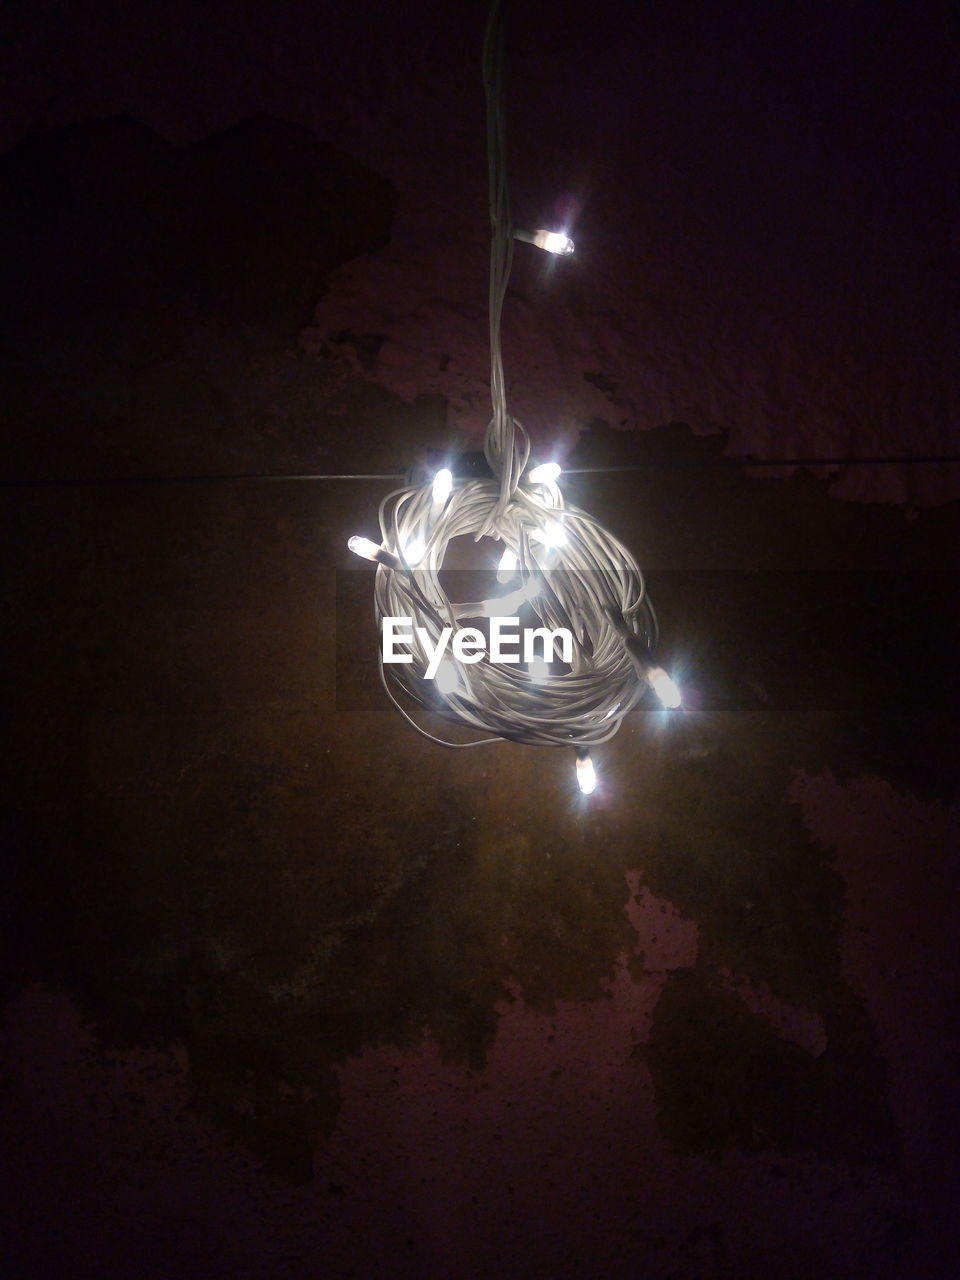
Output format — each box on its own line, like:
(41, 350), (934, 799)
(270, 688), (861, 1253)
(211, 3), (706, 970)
(348, 0), (681, 793)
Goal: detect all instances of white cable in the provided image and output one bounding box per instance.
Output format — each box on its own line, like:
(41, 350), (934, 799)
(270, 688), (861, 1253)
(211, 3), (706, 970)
(348, 0), (681, 786)
(360, 471), (660, 750)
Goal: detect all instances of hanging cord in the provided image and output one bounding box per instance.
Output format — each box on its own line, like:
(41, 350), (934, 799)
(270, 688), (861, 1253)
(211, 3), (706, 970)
(341, 0), (663, 752)
(482, 0), (530, 520)
(344, 0), (946, 780)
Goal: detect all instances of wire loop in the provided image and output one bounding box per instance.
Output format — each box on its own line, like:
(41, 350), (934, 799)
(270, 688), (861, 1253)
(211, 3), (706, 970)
(372, 474), (658, 747)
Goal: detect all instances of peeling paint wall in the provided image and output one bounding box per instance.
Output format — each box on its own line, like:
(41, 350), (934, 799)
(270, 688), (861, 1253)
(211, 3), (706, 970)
(1, 2), (957, 1278)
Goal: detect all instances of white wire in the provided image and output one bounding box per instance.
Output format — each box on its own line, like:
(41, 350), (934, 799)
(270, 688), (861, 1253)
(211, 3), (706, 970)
(482, 0), (530, 518)
(359, 0), (665, 755)
(371, 475), (657, 748)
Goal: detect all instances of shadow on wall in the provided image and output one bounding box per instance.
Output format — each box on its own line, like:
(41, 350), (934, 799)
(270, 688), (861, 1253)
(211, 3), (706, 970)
(5, 447), (958, 1180)
(1, 107), (957, 1191)
(0, 114), (397, 478)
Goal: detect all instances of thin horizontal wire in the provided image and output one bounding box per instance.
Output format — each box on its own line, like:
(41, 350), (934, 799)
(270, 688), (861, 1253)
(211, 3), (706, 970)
(1, 471), (403, 489)
(565, 455), (960, 471)
(3, 455), (958, 489)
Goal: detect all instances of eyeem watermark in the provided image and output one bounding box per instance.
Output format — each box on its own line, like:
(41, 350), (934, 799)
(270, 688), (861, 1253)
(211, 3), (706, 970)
(383, 616), (573, 679)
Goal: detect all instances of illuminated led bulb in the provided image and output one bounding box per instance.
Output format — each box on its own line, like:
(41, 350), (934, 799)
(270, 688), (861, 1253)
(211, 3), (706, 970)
(528, 461), (561, 485)
(536, 230), (575, 255)
(648, 666), (682, 710)
(539, 521), (567, 549)
(515, 228), (575, 256)
(497, 548), (518, 582)
(348, 535), (380, 561)
(434, 658), (461, 696)
(619, 632), (681, 709)
(576, 749), (597, 795)
(402, 535), (426, 565)
(432, 468), (453, 506)
(348, 535), (401, 569)
(528, 656), (550, 683)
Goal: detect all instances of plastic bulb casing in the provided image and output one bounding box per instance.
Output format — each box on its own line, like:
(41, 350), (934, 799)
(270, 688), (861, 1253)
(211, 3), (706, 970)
(348, 535), (381, 561)
(432, 468), (453, 506)
(402, 535), (426, 565)
(536, 230), (574, 255)
(540, 521), (567, 549)
(348, 535), (400, 570)
(534, 229), (575, 255)
(648, 666), (682, 710)
(576, 751), (597, 795)
(528, 462), (562, 485)
(620, 634), (681, 708)
(514, 228), (575, 255)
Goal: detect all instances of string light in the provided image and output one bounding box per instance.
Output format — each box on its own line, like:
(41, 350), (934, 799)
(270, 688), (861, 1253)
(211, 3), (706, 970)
(514, 228), (576, 256)
(347, 535), (401, 570)
(648, 667), (682, 710)
(432, 467), (453, 506)
(347, 0), (683, 797)
(615, 627), (682, 709)
(576, 749), (597, 795)
(538, 520), (567, 549)
(401, 534), (426, 565)
(347, 535), (380, 560)
(528, 462), (562, 484)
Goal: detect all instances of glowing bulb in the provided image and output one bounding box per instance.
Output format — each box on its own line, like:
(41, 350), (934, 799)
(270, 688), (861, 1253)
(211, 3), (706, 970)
(435, 658), (460, 696)
(620, 634), (680, 705)
(529, 656), (550, 683)
(533, 229), (575, 255)
(576, 751), (597, 795)
(514, 228), (576, 255)
(537, 230), (574, 255)
(432, 468), (453, 506)
(648, 667), (681, 710)
(528, 462), (561, 485)
(497, 548), (518, 582)
(539, 521), (567, 549)
(402, 535), (426, 565)
(347, 535), (401, 570)
(348, 535), (381, 561)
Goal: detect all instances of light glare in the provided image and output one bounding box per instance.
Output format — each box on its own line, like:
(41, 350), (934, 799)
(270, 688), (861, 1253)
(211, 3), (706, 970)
(540, 521), (568, 549)
(432, 468), (453, 505)
(576, 753), (597, 795)
(528, 461), (561, 485)
(402, 535), (426, 565)
(649, 667), (682, 709)
(534, 229), (575, 255)
(348, 535), (380, 561)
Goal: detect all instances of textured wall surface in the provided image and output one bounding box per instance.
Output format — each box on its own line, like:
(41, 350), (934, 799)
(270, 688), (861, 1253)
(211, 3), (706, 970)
(1, 2), (957, 1277)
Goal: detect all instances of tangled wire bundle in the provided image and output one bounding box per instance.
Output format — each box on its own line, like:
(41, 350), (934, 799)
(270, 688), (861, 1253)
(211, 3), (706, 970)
(348, 1), (680, 781)
(365, 455), (662, 749)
